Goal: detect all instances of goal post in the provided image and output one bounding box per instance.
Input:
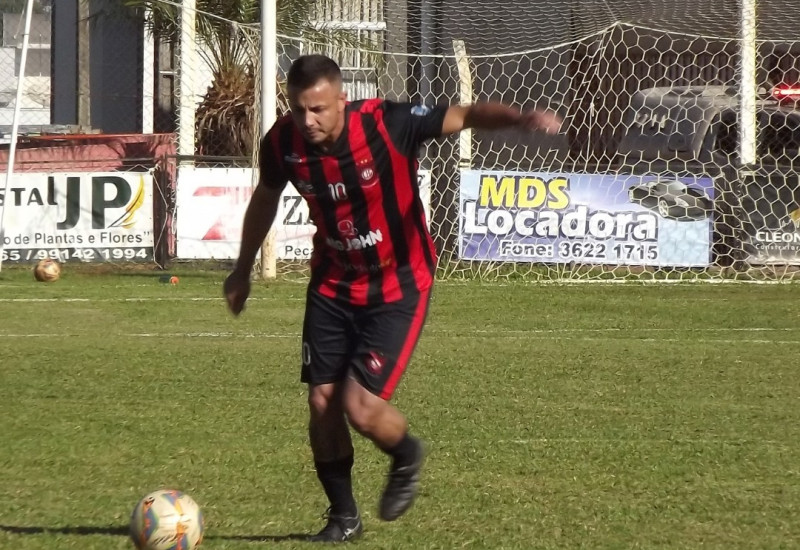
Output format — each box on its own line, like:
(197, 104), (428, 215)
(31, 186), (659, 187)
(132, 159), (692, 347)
(452, 39), (473, 169)
(739, 0), (758, 166)
(259, 0), (279, 280)
(0, 0), (36, 274)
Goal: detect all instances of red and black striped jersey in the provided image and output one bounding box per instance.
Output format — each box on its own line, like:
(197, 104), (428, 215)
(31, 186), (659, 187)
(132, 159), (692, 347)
(259, 99), (448, 305)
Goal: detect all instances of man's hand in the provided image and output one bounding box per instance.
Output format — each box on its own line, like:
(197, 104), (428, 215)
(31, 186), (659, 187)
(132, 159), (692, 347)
(518, 109), (563, 134)
(224, 270), (251, 316)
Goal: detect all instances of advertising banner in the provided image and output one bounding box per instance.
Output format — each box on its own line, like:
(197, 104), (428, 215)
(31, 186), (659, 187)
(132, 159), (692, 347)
(0, 172), (154, 263)
(175, 167), (254, 260)
(176, 167), (432, 260)
(459, 171), (714, 267)
(739, 173), (800, 264)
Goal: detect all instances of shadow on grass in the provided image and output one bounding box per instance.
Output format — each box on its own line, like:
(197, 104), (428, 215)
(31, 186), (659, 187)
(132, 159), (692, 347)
(0, 524), (312, 542)
(207, 533), (312, 542)
(0, 524), (130, 536)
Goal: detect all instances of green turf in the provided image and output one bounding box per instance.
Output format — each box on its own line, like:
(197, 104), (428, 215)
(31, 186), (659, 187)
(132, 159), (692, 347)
(1, 267), (799, 549)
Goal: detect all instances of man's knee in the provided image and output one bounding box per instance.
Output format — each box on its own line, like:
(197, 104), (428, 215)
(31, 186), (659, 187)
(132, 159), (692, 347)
(308, 383), (341, 420)
(343, 379), (385, 433)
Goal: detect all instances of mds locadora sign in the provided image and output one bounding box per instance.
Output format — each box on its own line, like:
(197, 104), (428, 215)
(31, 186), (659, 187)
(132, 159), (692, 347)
(459, 170), (713, 267)
(0, 172), (154, 263)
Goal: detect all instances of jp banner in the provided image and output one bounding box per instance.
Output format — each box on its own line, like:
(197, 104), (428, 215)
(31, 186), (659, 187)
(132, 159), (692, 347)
(459, 171), (714, 267)
(0, 172), (154, 263)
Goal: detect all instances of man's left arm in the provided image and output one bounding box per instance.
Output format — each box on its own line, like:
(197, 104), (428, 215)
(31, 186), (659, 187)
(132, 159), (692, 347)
(441, 103), (562, 136)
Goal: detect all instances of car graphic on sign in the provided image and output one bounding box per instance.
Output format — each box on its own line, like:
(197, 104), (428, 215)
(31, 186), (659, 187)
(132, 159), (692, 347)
(628, 180), (712, 221)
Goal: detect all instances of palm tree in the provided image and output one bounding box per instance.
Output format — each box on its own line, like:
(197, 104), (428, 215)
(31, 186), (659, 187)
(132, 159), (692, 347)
(124, 0), (365, 158)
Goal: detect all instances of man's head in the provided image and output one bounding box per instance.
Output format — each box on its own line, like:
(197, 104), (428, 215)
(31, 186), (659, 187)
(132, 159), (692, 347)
(287, 55), (347, 147)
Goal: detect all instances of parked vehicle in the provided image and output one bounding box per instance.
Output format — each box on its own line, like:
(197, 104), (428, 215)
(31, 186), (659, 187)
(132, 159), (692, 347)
(617, 84), (800, 265)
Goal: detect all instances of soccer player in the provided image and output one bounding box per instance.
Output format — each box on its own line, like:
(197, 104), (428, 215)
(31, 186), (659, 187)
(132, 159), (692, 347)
(224, 54), (561, 542)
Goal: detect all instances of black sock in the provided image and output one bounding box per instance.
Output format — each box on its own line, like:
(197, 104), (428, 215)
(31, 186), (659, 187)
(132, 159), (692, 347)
(384, 433), (419, 468)
(315, 455), (357, 517)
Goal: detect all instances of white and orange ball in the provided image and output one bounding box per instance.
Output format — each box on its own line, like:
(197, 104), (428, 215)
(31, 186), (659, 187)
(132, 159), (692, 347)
(33, 259), (61, 282)
(130, 489), (204, 550)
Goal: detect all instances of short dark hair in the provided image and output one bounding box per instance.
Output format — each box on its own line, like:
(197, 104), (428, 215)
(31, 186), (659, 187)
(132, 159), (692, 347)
(287, 55), (342, 90)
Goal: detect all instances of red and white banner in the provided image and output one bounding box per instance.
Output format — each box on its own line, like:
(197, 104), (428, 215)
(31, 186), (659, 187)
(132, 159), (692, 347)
(174, 167), (255, 260)
(175, 167), (432, 260)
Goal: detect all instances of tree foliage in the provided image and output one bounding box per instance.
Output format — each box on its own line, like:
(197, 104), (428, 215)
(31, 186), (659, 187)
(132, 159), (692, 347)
(124, 0), (337, 157)
(0, 0), (49, 14)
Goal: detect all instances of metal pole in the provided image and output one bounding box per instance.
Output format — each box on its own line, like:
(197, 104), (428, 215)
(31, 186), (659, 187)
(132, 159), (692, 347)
(453, 40), (473, 169)
(739, 0), (758, 166)
(420, 2), (434, 102)
(0, 0), (36, 272)
(141, 7), (155, 134)
(262, 0), (277, 138)
(260, 0), (278, 279)
(178, 0), (197, 158)
(733, 0), (758, 270)
(77, 0), (90, 127)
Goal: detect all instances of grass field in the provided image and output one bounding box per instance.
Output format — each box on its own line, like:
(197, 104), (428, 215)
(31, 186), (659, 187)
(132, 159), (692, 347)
(1, 267), (799, 549)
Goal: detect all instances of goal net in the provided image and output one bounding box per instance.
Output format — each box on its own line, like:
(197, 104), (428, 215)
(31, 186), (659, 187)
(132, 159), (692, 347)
(234, 0), (800, 281)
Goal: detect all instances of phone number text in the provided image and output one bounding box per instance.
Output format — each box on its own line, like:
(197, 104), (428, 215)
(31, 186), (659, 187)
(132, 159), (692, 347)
(498, 240), (659, 262)
(2, 247), (154, 262)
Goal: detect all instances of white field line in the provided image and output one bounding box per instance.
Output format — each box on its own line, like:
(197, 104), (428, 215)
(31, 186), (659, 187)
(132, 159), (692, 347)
(3, 327), (800, 335)
(1, 328), (799, 345)
(0, 332), (295, 338)
(463, 327), (800, 333)
(0, 296), (753, 304)
(489, 438), (793, 446)
(440, 278), (800, 286)
(0, 297), (303, 303)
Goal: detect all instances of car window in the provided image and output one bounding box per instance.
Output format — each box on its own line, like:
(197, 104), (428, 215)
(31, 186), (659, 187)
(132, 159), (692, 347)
(618, 88), (718, 161)
(620, 86), (800, 164)
(663, 181), (688, 194)
(759, 111), (800, 158)
(712, 111), (738, 157)
(710, 109), (800, 163)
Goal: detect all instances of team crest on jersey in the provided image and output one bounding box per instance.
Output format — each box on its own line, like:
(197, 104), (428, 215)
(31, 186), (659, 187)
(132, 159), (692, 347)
(365, 351), (386, 377)
(357, 159), (379, 188)
(361, 167), (374, 180)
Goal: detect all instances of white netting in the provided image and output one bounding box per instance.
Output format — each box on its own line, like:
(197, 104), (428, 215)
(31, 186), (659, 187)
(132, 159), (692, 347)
(180, 0), (800, 281)
(0, 2), (51, 132)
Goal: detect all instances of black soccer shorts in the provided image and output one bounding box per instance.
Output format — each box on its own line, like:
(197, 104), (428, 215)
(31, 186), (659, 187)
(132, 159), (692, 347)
(300, 287), (432, 399)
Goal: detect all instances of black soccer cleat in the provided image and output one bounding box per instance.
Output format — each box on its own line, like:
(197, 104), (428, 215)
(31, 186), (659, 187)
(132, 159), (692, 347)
(308, 507), (363, 543)
(379, 438), (425, 521)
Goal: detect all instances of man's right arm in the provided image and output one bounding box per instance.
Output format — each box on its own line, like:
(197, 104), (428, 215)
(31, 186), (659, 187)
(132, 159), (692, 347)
(224, 181), (285, 315)
(441, 103), (562, 135)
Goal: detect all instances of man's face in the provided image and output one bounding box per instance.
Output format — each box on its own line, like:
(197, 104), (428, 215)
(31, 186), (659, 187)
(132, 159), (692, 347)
(288, 78), (346, 147)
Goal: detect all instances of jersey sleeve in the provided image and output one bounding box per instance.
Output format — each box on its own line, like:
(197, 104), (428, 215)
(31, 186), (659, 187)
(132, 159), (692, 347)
(381, 101), (449, 156)
(258, 124), (290, 190)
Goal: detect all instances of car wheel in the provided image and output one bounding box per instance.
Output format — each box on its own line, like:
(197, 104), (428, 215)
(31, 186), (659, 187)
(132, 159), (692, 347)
(658, 198), (671, 218)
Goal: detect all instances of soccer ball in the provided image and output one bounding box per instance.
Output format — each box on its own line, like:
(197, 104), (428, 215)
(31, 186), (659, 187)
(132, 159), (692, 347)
(33, 258), (61, 282)
(130, 489), (204, 550)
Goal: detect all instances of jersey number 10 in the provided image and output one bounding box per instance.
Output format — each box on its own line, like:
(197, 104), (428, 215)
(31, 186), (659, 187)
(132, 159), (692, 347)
(328, 182), (348, 201)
